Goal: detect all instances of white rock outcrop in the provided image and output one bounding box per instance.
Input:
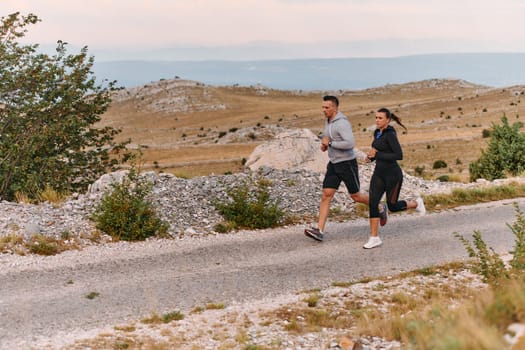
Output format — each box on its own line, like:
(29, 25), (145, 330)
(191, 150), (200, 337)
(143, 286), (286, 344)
(245, 128), (368, 174)
(245, 128), (328, 173)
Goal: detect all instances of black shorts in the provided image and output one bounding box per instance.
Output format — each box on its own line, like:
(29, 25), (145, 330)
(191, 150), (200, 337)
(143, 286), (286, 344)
(322, 159), (360, 194)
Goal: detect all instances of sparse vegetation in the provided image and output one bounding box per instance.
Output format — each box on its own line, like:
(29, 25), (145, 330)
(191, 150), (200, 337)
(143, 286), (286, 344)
(456, 202), (525, 284)
(141, 311), (184, 324)
(470, 116), (525, 181)
(423, 182), (525, 212)
(28, 234), (59, 255)
(214, 178), (285, 230)
(91, 168), (169, 241)
(86, 291), (100, 300)
(206, 303), (225, 310)
(303, 293), (321, 307)
(38, 185), (69, 206)
(414, 165), (425, 176)
(432, 159), (448, 169)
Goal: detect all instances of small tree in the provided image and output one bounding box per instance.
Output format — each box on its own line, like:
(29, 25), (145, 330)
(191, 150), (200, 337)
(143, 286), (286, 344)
(0, 12), (129, 200)
(214, 178), (285, 230)
(91, 169), (169, 241)
(469, 116), (525, 181)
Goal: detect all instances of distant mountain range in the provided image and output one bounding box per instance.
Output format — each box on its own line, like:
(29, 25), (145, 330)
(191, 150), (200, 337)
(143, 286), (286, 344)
(92, 53), (525, 90)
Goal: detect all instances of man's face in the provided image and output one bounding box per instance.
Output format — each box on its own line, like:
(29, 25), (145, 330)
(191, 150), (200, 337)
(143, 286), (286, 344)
(322, 100), (337, 119)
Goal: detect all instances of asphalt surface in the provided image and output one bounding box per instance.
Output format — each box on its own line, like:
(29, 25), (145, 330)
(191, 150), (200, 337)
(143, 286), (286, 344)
(0, 198), (522, 348)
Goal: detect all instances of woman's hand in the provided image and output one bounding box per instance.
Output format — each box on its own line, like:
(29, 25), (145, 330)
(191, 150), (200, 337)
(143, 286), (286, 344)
(367, 147), (377, 158)
(366, 147), (377, 162)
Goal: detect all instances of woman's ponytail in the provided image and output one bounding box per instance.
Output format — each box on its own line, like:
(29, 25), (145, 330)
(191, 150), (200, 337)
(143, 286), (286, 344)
(378, 107), (407, 132)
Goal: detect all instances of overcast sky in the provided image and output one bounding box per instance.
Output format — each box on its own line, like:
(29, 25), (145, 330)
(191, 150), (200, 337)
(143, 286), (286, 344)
(3, 0), (525, 60)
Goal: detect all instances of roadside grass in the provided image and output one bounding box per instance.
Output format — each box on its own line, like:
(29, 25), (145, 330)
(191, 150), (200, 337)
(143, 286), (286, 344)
(57, 261), (523, 350)
(328, 181), (525, 223)
(141, 310), (184, 324)
(424, 181), (525, 212)
(0, 231), (102, 256)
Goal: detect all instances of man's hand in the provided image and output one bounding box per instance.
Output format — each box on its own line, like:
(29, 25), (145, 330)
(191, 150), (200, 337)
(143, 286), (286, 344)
(321, 136), (330, 152)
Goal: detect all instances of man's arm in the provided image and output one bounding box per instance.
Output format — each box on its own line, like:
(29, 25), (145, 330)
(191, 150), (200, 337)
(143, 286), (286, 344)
(330, 119), (355, 150)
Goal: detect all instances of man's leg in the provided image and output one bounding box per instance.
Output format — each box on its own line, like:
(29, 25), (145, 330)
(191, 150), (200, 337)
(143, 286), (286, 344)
(318, 188), (336, 232)
(350, 191), (369, 205)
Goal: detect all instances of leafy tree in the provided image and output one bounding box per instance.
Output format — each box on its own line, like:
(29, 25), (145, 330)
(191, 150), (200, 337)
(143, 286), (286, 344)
(469, 116), (525, 181)
(0, 12), (129, 200)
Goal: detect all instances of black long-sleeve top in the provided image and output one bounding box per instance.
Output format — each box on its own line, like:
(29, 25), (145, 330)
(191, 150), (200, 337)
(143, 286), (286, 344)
(370, 125), (403, 171)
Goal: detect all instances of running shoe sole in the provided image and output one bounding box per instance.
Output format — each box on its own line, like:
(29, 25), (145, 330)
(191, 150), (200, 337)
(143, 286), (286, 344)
(304, 228), (323, 242)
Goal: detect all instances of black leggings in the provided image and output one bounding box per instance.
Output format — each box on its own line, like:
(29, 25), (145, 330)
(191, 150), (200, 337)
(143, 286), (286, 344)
(369, 166), (408, 218)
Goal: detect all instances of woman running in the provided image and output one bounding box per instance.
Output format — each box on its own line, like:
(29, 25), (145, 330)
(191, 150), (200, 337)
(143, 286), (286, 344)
(363, 108), (426, 249)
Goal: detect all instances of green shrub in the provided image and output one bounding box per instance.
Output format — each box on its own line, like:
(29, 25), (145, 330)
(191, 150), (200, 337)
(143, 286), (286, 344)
(433, 160), (448, 169)
(214, 221), (235, 233)
(507, 203), (525, 272)
(470, 116), (525, 181)
(454, 230), (508, 286)
(92, 169), (169, 241)
(414, 165), (425, 176)
(28, 234), (59, 256)
(436, 175), (449, 182)
(455, 203), (525, 285)
(162, 311), (184, 323)
(214, 178), (285, 229)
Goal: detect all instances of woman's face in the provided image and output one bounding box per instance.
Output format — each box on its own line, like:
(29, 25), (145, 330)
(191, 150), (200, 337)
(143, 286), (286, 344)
(375, 111), (390, 130)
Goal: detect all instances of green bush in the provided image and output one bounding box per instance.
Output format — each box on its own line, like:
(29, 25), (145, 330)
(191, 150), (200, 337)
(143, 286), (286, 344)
(454, 230), (508, 286)
(436, 175), (449, 182)
(432, 160), (448, 169)
(414, 165), (425, 176)
(507, 203), (525, 271)
(470, 116), (525, 181)
(214, 178), (285, 229)
(92, 170), (169, 241)
(455, 203), (525, 285)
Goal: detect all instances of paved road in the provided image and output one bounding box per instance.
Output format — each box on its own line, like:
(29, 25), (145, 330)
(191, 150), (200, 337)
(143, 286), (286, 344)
(0, 198), (522, 348)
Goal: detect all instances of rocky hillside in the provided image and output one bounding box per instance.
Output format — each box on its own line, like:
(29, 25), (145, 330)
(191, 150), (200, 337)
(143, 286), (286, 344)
(0, 128), (482, 255)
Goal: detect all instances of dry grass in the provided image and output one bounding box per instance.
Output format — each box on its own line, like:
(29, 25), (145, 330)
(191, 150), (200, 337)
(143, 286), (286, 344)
(57, 262), (525, 350)
(101, 79), (525, 181)
(0, 231), (106, 255)
(38, 185), (69, 206)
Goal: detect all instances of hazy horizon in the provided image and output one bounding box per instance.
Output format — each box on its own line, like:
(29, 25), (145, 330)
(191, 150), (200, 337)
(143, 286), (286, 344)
(5, 0), (525, 61)
(92, 53), (525, 91)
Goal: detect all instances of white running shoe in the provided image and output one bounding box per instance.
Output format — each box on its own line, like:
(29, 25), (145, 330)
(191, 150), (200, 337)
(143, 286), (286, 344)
(415, 197), (426, 215)
(363, 236), (382, 249)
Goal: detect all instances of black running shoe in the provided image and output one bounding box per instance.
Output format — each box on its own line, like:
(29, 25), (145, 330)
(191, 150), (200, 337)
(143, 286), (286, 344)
(304, 227), (324, 241)
(379, 203), (388, 227)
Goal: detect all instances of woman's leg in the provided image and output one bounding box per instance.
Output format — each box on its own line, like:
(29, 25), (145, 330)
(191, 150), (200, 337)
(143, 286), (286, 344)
(384, 168), (407, 213)
(368, 174), (385, 238)
(385, 168), (425, 214)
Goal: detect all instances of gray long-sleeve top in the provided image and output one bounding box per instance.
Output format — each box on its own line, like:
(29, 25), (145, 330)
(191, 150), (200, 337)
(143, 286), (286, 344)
(323, 111), (356, 163)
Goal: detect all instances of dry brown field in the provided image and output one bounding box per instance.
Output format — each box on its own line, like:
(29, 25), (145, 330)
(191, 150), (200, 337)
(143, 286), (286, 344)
(100, 78), (525, 182)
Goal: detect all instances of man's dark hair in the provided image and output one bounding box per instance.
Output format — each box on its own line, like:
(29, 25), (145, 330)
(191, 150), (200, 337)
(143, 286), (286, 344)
(323, 95), (339, 107)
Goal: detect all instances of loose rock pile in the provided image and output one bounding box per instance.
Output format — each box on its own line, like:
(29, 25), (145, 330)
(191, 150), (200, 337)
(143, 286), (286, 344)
(0, 161), (466, 250)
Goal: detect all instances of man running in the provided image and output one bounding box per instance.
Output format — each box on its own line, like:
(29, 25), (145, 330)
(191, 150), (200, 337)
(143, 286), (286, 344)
(304, 95), (376, 241)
